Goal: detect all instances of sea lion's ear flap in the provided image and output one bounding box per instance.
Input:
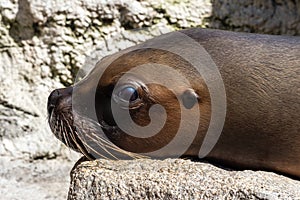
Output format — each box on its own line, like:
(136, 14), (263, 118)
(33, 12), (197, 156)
(181, 89), (199, 109)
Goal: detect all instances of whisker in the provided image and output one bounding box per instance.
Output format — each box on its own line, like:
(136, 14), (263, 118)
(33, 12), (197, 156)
(74, 129), (111, 160)
(62, 114), (94, 160)
(87, 130), (148, 159)
(54, 117), (62, 142)
(78, 138), (111, 160)
(84, 133), (119, 160)
(51, 110), (148, 161)
(74, 117), (124, 159)
(61, 119), (72, 148)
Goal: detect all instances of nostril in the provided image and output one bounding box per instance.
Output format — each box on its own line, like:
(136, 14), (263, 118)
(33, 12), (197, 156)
(49, 89), (60, 100)
(47, 87), (73, 115)
(47, 89), (61, 114)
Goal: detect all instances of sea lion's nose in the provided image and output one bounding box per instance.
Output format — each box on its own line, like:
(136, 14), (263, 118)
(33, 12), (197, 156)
(47, 87), (73, 114)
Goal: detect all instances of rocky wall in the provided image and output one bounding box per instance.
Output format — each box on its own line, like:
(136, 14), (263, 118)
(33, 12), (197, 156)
(209, 0), (300, 35)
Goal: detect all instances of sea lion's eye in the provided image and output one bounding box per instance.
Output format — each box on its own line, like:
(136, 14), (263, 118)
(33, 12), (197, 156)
(118, 86), (139, 102)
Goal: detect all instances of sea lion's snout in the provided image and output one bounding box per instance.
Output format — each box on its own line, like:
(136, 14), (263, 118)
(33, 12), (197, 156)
(47, 86), (86, 155)
(47, 87), (73, 115)
(47, 86), (74, 144)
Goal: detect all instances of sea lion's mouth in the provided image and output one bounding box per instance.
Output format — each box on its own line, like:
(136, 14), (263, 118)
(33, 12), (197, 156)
(47, 87), (147, 160)
(48, 103), (99, 160)
(47, 87), (96, 159)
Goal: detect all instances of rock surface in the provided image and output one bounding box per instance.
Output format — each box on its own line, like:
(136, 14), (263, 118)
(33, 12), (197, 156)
(69, 159), (300, 200)
(0, 155), (77, 200)
(209, 0), (300, 35)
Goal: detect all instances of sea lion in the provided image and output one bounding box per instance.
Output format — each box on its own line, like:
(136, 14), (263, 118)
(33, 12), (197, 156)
(48, 28), (300, 178)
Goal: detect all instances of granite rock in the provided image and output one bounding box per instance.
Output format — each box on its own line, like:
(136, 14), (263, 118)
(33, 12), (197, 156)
(68, 159), (300, 200)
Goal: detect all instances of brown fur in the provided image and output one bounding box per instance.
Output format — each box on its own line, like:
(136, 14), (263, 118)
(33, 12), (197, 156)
(48, 28), (300, 178)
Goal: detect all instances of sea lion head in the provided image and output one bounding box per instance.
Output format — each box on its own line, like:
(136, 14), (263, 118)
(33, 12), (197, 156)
(48, 30), (226, 160)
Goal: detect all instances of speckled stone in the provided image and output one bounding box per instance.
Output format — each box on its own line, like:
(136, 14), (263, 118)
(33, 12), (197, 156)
(68, 159), (300, 199)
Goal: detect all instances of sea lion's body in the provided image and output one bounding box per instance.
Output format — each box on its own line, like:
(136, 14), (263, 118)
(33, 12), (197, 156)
(48, 28), (300, 178)
(185, 29), (300, 178)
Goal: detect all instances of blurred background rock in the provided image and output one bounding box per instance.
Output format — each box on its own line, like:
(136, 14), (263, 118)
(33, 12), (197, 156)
(0, 0), (299, 199)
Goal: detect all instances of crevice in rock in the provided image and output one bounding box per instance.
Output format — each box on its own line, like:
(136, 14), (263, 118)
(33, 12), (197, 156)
(0, 99), (39, 117)
(9, 0), (36, 42)
(118, 7), (134, 30)
(31, 152), (59, 161)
